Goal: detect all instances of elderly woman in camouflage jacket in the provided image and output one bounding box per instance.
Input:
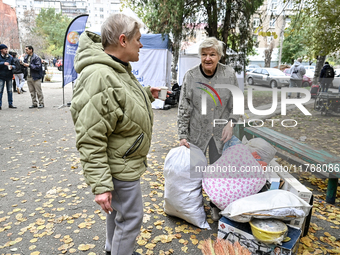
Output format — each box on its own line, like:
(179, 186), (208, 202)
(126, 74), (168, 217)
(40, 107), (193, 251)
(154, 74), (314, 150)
(178, 37), (239, 164)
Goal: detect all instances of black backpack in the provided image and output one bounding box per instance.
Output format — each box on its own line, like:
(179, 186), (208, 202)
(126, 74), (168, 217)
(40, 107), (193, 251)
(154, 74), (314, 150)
(325, 66), (334, 78)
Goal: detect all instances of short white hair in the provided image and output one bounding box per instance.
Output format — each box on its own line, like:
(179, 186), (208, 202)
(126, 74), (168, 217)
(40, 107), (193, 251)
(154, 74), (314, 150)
(198, 37), (224, 59)
(101, 13), (142, 48)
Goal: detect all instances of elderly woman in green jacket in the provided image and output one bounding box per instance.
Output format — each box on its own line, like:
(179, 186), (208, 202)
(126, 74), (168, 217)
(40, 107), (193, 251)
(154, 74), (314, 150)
(178, 37), (239, 164)
(71, 14), (161, 255)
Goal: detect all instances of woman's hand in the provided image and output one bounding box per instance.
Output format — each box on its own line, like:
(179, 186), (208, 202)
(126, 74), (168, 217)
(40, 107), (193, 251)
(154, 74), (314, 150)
(150, 87), (161, 98)
(179, 138), (190, 148)
(150, 87), (171, 99)
(221, 122), (233, 143)
(95, 191), (113, 214)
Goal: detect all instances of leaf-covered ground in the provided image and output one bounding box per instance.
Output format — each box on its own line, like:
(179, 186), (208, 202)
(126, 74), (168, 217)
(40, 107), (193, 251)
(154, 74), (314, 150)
(0, 84), (339, 254)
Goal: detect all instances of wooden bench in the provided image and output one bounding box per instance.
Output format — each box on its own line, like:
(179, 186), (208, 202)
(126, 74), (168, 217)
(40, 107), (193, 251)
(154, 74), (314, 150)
(235, 126), (340, 204)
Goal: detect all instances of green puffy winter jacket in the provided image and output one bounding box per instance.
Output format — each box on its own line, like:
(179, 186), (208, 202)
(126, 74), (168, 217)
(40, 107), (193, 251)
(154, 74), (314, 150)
(70, 31), (154, 195)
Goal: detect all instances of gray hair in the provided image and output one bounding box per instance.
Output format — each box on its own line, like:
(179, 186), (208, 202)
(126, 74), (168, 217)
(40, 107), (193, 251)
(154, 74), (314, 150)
(198, 37), (224, 59)
(101, 13), (142, 48)
(297, 58), (302, 63)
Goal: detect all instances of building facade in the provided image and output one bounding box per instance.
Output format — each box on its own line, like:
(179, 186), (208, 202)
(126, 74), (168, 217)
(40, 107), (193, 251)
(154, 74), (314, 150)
(14, 0), (121, 27)
(0, 0), (20, 50)
(248, 0), (297, 66)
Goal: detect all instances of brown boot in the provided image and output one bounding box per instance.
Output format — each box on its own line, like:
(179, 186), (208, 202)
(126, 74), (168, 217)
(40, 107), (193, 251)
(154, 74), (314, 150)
(17, 88), (20, 94)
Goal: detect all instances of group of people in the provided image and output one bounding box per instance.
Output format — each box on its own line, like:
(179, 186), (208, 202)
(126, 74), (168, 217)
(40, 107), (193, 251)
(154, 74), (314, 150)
(0, 44), (45, 110)
(70, 13), (239, 255)
(288, 58), (337, 96)
(68, 11), (340, 255)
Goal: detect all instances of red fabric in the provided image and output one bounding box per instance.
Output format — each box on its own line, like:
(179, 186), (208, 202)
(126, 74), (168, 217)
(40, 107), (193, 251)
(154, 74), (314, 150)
(251, 151), (267, 169)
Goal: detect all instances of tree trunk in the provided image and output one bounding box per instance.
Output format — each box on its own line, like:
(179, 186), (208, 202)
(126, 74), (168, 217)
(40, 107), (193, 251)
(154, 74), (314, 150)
(264, 41), (274, 67)
(221, 0), (232, 64)
(313, 55), (326, 85)
(204, 0), (218, 38)
(171, 36), (181, 81)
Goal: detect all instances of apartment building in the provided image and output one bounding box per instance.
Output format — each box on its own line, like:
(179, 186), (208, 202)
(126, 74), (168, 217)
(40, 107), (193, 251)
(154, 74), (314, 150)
(13, 0), (121, 27)
(250, 0), (296, 66)
(0, 0), (20, 49)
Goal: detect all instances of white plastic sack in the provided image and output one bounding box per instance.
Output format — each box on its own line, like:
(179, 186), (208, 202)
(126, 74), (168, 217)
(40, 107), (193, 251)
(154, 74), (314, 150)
(221, 189), (312, 222)
(163, 144), (210, 229)
(242, 136), (277, 164)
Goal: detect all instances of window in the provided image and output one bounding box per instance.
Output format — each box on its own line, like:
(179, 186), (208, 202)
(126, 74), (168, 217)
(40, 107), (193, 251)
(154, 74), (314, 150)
(270, 18), (276, 28)
(286, 0), (293, 9)
(253, 18), (260, 28)
(100, 14), (104, 18)
(100, 8), (103, 12)
(261, 69), (269, 75)
(285, 17), (291, 28)
(270, 0), (277, 10)
(267, 36), (274, 44)
(254, 68), (262, 74)
(23, 5), (27, 9)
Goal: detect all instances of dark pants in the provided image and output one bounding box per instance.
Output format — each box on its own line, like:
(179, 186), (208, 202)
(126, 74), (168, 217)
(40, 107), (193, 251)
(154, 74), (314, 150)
(0, 79), (13, 107)
(205, 137), (221, 164)
(321, 81), (332, 92)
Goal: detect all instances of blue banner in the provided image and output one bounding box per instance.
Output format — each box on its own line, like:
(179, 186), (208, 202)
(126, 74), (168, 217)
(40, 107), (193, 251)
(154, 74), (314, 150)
(62, 14), (88, 87)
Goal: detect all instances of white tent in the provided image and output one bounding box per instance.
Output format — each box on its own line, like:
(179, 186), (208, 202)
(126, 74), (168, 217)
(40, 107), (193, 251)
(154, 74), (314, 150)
(178, 41), (244, 91)
(130, 34), (172, 89)
(129, 34), (172, 110)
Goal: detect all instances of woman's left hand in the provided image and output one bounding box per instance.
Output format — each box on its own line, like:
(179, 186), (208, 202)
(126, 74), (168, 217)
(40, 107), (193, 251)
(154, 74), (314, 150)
(221, 122), (233, 143)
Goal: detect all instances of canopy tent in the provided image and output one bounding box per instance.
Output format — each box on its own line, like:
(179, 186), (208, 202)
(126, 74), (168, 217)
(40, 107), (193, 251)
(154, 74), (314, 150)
(178, 41), (244, 91)
(130, 34), (172, 89)
(86, 27), (172, 89)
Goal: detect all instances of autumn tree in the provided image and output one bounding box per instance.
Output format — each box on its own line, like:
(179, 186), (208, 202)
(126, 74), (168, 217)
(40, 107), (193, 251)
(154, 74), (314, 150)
(281, 13), (313, 65)
(34, 8), (71, 57)
(20, 9), (46, 56)
(200, 0), (264, 71)
(123, 0), (200, 80)
(290, 0), (340, 83)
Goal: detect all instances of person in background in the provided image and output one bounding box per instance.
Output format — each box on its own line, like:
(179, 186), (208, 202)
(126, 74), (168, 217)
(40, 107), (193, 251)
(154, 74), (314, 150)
(8, 51), (17, 93)
(41, 59), (48, 83)
(319, 61), (335, 92)
(0, 44), (17, 110)
(23, 46), (44, 108)
(70, 13), (162, 255)
(11, 51), (26, 94)
(177, 37), (239, 221)
(288, 58), (305, 98)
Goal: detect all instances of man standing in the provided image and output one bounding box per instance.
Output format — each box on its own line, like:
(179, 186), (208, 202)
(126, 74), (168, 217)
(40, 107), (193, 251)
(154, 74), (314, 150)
(0, 44), (17, 110)
(288, 58), (306, 99)
(319, 61), (335, 92)
(23, 46), (44, 108)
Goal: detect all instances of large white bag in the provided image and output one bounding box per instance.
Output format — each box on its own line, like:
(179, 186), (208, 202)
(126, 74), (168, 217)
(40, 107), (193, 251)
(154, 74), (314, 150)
(163, 144), (210, 229)
(221, 189), (312, 222)
(242, 136), (277, 164)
